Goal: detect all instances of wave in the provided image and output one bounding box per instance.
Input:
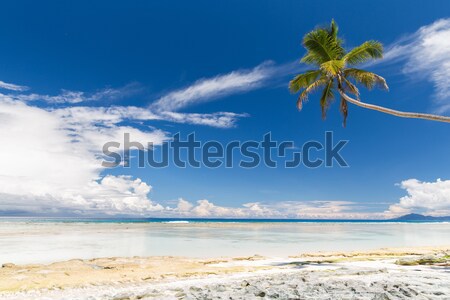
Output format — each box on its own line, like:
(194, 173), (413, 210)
(163, 220), (190, 224)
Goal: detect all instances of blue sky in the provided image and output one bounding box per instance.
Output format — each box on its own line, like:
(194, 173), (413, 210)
(0, 1), (449, 218)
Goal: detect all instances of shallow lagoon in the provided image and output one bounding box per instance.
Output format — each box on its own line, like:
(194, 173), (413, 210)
(0, 219), (449, 264)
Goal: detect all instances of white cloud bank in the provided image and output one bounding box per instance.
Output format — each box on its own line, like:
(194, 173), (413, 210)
(0, 97), (166, 215)
(387, 179), (450, 217)
(168, 199), (387, 219)
(383, 18), (450, 113)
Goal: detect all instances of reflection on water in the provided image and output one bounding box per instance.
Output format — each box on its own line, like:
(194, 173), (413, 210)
(0, 221), (449, 264)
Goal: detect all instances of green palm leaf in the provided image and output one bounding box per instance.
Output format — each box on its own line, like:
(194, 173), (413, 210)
(320, 80), (335, 118)
(301, 29), (344, 65)
(320, 60), (344, 76)
(329, 19), (339, 40)
(344, 68), (388, 90)
(297, 77), (328, 110)
(343, 41), (383, 65)
(289, 70), (322, 93)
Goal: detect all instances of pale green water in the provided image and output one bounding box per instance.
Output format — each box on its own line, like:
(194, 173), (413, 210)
(0, 220), (449, 264)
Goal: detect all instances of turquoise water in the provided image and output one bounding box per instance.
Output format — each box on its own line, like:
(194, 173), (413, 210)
(0, 219), (449, 264)
(0, 217), (446, 223)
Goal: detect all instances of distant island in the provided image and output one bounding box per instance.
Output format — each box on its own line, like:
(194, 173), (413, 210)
(392, 213), (450, 222)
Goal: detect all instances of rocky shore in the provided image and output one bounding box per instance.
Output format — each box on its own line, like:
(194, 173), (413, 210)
(1, 246), (449, 299)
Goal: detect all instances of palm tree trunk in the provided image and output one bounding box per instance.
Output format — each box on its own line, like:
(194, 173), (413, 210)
(339, 90), (450, 123)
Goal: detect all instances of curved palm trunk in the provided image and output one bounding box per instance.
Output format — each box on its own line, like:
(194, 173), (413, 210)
(339, 90), (450, 123)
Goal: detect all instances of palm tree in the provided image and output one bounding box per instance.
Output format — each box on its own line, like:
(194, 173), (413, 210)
(289, 20), (450, 125)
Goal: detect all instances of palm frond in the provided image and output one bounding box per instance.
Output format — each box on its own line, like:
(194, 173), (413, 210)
(320, 59), (344, 76)
(329, 19), (338, 40)
(289, 70), (322, 93)
(327, 19), (344, 49)
(301, 29), (344, 65)
(319, 80), (335, 118)
(344, 68), (388, 90)
(342, 77), (360, 98)
(297, 77), (328, 110)
(343, 41), (383, 65)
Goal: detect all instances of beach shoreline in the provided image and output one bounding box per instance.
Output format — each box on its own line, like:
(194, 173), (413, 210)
(1, 245), (450, 299)
(2, 221), (450, 298)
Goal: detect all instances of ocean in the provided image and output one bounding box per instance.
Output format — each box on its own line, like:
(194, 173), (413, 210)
(1, 218), (449, 264)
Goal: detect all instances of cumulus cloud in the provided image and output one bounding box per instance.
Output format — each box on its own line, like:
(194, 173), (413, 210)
(0, 96), (166, 215)
(0, 176), (163, 216)
(387, 179), (450, 216)
(51, 105), (167, 152)
(383, 18), (450, 113)
(168, 199), (386, 219)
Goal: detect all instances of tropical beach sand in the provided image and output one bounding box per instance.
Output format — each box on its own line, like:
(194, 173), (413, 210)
(1, 246), (450, 299)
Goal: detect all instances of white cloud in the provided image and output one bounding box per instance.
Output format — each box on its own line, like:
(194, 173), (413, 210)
(168, 180), (450, 219)
(0, 68), (258, 215)
(174, 198), (194, 212)
(0, 78), (251, 128)
(0, 59), (300, 129)
(0, 96), (166, 215)
(168, 199), (386, 219)
(51, 105), (167, 152)
(387, 178), (450, 216)
(0, 80), (29, 92)
(146, 60), (301, 127)
(9, 82), (143, 104)
(383, 18), (450, 113)
(0, 176), (163, 216)
(152, 62), (273, 112)
(152, 60), (301, 112)
(159, 111), (247, 128)
(0, 69), (258, 216)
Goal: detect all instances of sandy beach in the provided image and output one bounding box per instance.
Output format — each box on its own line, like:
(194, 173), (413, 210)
(1, 246), (450, 299)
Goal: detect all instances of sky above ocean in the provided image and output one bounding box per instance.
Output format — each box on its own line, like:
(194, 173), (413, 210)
(0, 0), (449, 218)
